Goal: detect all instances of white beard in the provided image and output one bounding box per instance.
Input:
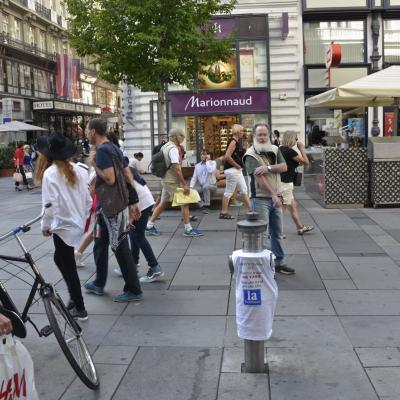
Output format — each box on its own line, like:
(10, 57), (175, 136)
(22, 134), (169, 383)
(253, 140), (271, 153)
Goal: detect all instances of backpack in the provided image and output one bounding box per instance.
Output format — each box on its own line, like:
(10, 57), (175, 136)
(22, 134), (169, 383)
(150, 142), (174, 178)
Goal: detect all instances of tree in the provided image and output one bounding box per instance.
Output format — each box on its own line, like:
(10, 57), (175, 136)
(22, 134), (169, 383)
(66, 0), (236, 138)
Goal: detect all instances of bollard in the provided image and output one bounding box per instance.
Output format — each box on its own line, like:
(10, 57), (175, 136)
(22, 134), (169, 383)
(228, 211), (278, 374)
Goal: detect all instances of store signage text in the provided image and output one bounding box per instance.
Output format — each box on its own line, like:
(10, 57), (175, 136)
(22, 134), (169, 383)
(54, 101), (76, 112)
(169, 90), (269, 115)
(33, 101), (54, 110)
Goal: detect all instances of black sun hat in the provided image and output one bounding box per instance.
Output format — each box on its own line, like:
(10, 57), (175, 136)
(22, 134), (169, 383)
(37, 132), (77, 161)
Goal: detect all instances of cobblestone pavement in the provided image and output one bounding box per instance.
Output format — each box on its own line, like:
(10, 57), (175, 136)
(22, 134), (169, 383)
(1, 176), (400, 399)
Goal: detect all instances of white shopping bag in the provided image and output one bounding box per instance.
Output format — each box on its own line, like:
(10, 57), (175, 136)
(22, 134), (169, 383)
(0, 335), (39, 399)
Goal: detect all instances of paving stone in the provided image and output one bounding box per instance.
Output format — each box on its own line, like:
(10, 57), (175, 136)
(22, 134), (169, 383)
(274, 254), (324, 290)
(269, 347), (378, 400)
(340, 316), (400, 347)
(60, 363), (128, 400)
(113, 347), (222, 400)
(93, 345), (138, 365)
(217, 373), (269, 400)
(228, 290), (334, 316)
(171, 255), (231, 289)
(340, 256), (400, 289)
(323, 279), (357, 290)
(224, 316), (352, 349)
(329, 290), (400, 316)
(105, 316), (226, 347)
(356, 347), (400, 367)
(315, 261), (350, 280)
(386, 229), (400, 243)
(123, 290), (229, 316)
(367, 213), (400, 230)
(381, 245), (400, 261)
(221, 347), (245, 373)
(198, 213), (237, 231)
(365, 367), (400, 399)
(309, 247), (339, 262)
(312, 213), (360, 231)
(324, 230), (384, 254)
(186, 231), (236, 255)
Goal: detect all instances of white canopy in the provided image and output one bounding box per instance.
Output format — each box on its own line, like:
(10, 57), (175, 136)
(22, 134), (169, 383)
(305, 66), (400, 108)
(0, 121), (47, 132)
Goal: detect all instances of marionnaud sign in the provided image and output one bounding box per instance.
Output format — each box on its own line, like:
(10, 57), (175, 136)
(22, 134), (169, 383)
(169, 90), (269, 115)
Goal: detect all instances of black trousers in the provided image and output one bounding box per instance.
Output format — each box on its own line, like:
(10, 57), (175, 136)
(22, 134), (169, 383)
(53, 234), (85, 311)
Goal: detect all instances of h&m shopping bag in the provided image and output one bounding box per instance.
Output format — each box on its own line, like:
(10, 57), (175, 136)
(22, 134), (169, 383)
(0, 335), (39, 399)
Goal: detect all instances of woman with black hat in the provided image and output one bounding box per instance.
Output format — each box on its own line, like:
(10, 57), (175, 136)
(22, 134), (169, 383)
(35, 132), (92, 321)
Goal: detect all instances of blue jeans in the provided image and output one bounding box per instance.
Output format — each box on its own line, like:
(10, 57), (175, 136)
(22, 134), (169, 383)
(253, 197), (285, 262)
(129, 206), (158, 268)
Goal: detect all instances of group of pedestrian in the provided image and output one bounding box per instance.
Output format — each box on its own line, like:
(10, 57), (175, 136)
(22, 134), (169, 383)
(13, 142), (36, 191)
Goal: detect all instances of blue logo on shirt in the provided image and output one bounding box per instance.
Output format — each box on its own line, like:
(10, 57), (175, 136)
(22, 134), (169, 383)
(243, 289), (261, 305)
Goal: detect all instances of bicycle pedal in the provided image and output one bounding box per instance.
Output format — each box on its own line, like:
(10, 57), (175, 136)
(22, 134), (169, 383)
(40, 325), (53, 337)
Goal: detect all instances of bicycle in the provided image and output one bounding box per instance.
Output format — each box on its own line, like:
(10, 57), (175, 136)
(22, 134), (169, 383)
(0, 203), (99, 390)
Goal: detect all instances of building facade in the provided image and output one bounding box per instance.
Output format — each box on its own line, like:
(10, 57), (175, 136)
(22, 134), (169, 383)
(303, 0), (400, 145)
(122, 0), (303, 163)
(0, 0), (120, 144)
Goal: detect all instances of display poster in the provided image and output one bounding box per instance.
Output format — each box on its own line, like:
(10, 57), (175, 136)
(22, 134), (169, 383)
(384, 112), (395, 137)
(347, 118), (365, 138)
(199, 55), (237, 89)
(239, 49), (255, 88)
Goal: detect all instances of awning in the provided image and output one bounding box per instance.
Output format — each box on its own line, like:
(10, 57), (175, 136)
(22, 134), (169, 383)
(305, 66), (400, 108)
(0, 121), (47, 132)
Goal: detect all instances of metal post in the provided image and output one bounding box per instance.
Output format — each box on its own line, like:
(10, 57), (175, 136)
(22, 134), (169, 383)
(244, 340), (265, 373)
(370, 12), (381, 138)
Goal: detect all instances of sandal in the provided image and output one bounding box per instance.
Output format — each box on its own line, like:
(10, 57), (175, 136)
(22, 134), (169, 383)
(219, 213), (235, 220)
(190, 215), (198, 222)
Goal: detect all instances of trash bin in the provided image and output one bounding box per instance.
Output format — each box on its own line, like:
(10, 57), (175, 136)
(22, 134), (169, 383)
(229, 212), (278, 373)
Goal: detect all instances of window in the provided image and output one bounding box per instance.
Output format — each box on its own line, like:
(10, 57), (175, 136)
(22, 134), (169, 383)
(0, 59), (4, 91)
(2, 14), (8, 36)
(199, 53), (237, 89)
(28, 26), (35, 46)
(34, 68), (50, 98)
(20, 65), (32, 96)
(95, 87), (107, 105)
(82, 82), (94, 104)
(307, 66), (368, 89)
(239, 41), (267, 88)
(12, 101), (21, 112)
(304, 20), (365, 64)
(237, 16), (267, 38)
(13, 18), (22, 41)
(39, 30), (46, 52)
(384, 19), (400, 63)
(6, 61), (19, 94)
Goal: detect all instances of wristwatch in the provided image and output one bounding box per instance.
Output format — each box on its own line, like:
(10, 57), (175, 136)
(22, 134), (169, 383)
(267, 165), (272, 172)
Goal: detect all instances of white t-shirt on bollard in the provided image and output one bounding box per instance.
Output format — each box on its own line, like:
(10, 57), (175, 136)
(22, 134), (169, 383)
(232, 249), (278, 341)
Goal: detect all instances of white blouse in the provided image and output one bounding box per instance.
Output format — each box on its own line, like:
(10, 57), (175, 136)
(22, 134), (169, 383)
(41, 162), (92, 247)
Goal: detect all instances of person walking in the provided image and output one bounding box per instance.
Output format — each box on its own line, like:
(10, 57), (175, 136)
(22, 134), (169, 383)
(190, 150), (217, 208)
(145, 128), (203, 237)
(220, 124), (252, 219)
(35, 132), (92, 320)
(244, 123), (295, 275)
(279, 131), (314, 235)
(130, 152), (145, 174)
(83, 118), (143, 303)
(13, 142), (30, 191)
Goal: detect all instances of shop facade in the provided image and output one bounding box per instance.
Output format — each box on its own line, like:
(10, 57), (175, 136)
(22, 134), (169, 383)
(302, 0), (400, 147)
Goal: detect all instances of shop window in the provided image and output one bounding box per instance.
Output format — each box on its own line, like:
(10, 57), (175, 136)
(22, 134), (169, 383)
(239, 41), (267, 88)
(12, 101), (21, 112)
(237, 16), (267, 38)
(384, 20), (400, 63)
(307, 66), (368, 89)
(241, 114), (269, 135)
(199, 53), (237, 90)
(304, 21), (365, 64)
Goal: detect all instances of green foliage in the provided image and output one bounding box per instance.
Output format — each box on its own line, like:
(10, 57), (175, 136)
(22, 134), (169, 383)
(66, 0), (236, 91)
(0, 144), (15, 169)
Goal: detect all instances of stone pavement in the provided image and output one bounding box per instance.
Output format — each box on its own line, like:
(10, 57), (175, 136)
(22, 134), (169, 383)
(1, 176), (400, 399)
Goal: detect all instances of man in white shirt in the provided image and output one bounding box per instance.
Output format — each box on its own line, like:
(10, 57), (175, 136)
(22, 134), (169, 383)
(190, 150), (217, 208)
(129, 152), (145, 174)
(146, 128), (204, 238)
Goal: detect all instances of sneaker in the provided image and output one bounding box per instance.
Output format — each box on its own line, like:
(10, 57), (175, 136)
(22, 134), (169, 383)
(114, 264), (140, 277)
(145, 226), (161, 236)
(74, 251), (85, 268)
(67, 300), (75, 311)
(140, 265), (165, 283)
(183, 228), (204, 237)
(275, 260), (295, 275)
(69, 308), (88, 321)
(84, 281), (104, 296)
(113, 292), (143, 303)
(297, 225), (314, 235)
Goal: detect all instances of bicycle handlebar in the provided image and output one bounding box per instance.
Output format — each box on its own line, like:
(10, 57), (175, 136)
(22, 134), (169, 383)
(0, 203), (52, 242)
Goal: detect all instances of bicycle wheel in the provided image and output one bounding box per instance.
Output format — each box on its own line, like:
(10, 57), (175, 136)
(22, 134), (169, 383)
(42, 292), (99, 389)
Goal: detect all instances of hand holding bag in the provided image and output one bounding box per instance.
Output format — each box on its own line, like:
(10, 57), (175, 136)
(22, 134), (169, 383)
(293, 168), (303, 187)
(13, 170), (23, 183)
(0, 334), (39, 399)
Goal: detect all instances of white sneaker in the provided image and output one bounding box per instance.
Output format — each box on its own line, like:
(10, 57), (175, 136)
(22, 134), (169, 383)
(297, 225), (314, 235)
(114, 264), (140, 277)
(74, 251), (85, 268)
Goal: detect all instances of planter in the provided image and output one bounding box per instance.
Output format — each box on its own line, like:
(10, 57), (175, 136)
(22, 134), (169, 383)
(0, 168), (14, 177)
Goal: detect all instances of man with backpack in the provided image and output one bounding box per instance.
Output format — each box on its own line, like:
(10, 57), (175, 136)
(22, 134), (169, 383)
(146, 128), (204, 237)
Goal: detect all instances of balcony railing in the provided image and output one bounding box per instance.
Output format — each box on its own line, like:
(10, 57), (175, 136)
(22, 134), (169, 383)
(35, 2), (51, 20)
(0, 32), (56, 62)
(15, 0), (28, 7)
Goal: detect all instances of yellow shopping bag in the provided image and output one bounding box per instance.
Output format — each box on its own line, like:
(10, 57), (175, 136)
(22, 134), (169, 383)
(172, 188), (201, 207)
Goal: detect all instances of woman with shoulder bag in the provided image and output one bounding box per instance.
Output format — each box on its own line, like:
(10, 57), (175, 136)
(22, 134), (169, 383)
(279, 131), (314, 236)
(35, 132), (92, 321)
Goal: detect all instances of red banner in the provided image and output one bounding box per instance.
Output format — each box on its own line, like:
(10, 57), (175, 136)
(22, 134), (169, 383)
(56, 54), (80, 99)
(384, 112), (395, 137)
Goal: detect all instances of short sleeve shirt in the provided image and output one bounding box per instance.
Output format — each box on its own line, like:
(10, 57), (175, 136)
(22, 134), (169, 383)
(279, 146), (299, 183)
(95, 141), (127, 187)
(168, 147), (180, 164)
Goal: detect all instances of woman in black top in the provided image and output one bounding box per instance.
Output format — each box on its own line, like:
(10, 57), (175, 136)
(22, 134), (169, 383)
(220, 124), (252, 219)
(280, 131), (314, 235)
